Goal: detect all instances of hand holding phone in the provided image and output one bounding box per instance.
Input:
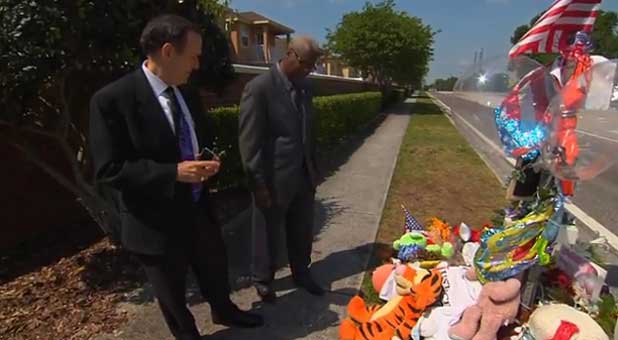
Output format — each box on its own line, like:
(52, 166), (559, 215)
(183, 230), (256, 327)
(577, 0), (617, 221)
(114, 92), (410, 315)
(198, 146), (225, 162)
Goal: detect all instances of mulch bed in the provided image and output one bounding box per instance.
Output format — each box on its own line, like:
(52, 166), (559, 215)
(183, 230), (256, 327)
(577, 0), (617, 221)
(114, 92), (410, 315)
(0, 188), (251, 340)
(0, 237), (143, 340)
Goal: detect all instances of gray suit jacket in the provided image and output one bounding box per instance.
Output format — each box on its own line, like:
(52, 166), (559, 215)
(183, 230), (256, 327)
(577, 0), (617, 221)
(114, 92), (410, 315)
(238, 66), (319, 205)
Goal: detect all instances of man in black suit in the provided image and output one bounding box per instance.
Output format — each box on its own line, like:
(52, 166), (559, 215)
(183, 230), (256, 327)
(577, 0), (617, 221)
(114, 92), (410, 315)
(89, 15), (262, 340)
(238, 36), (325, 302)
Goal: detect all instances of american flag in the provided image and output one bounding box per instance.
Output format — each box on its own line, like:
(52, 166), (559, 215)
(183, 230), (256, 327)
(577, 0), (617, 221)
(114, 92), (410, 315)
(401, 204), (424, 232)
(508, 0), (602, 58)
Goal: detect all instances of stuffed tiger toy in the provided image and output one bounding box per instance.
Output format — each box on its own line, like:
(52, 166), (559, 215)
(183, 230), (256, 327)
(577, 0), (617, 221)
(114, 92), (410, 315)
(339, 264), (443, 340)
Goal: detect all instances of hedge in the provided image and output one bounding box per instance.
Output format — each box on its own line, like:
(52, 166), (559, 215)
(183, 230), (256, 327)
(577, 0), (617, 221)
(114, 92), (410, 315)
(383, 88), (407, 107)
(208, 91), (383, 189)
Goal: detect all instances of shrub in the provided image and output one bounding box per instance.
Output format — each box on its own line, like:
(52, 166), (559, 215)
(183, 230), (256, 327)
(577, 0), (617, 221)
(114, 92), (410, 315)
(314, 92), (383, 147)
(208, 91), (383, 189)
(383, 88), (406, 107)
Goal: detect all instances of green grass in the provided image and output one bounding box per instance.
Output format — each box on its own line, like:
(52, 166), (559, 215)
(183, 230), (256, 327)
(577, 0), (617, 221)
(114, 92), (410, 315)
(360, 95), (507, 304)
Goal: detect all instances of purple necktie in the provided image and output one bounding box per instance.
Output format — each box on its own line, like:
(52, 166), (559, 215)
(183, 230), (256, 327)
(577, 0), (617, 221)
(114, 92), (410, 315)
(163, 87), (202, 202)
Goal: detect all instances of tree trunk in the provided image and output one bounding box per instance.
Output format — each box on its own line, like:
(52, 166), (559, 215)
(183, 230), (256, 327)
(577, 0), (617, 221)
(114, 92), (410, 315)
(5, 124), (120, 238)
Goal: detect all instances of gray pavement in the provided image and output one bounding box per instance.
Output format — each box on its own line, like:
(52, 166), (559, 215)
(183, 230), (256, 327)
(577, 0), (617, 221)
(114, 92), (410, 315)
(95, 103), (412, 340)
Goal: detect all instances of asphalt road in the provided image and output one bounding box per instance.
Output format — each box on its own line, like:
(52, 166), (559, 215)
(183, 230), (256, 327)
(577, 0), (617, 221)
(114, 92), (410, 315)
(433, 91), (618, 238)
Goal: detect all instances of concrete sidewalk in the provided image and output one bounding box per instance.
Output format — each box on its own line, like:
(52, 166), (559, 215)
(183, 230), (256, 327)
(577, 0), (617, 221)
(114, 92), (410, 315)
(97, 103), (412, 340)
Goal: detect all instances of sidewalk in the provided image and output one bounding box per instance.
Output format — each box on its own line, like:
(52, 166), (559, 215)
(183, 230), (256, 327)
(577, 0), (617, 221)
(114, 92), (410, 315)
(96, 103), (412, 340)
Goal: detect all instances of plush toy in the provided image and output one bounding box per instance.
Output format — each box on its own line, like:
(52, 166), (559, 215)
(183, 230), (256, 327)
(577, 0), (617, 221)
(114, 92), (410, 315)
(426, 217), (453, 245)
(393, 232), (427, 250)
(372, 263), (397, 294)
(448, 268), (522, 340)
(339, 264), (443, 340)
(518, 303), (608, 340)
(427, 241), (455, 258)
(418, 265), (484, 340)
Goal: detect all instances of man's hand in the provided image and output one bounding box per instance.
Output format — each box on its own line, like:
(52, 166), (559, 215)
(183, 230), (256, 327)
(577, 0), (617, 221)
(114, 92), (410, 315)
(254, 184), (272, 209)
(177, 160), (221, 183)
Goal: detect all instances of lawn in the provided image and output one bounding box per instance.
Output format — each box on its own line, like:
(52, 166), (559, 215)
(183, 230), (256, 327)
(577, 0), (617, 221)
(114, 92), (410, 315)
(361, 94), (507, 303)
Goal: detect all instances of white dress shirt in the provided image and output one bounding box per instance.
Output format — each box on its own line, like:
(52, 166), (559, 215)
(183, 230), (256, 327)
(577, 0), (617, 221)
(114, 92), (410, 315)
(141, 61), (200, 156)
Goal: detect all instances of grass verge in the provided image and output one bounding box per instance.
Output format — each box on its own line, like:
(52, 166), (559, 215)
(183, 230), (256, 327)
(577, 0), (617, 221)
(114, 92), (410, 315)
(360, 94), (507, 304)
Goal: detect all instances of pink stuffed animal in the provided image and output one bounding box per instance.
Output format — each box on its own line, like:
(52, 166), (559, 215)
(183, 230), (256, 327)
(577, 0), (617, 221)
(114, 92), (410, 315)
(448, 268), (522, 340)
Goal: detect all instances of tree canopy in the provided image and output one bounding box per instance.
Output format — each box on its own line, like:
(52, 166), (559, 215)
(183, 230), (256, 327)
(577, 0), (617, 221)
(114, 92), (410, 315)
(0, 0), (232, 234)
(326, 0), (436, 90)
(429, 76), (458, 91)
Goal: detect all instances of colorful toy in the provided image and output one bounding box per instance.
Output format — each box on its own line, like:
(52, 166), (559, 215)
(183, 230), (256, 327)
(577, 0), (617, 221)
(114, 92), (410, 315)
(426, 217), (453, 245)
(371, 263), (396, 294)
(419, 266), (484, 340)
(427, 241), (455, 258)
(339, 265), (444, 340)
(393, 232), (427, 250)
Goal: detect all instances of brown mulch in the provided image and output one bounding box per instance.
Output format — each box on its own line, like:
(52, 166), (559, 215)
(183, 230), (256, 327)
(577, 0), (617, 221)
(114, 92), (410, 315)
(0, 237), (145, 340)
(0, 187), (252, 340)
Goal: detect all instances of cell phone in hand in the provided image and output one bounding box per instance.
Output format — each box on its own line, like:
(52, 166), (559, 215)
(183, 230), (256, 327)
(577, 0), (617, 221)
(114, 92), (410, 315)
(198, 146), (225, 161)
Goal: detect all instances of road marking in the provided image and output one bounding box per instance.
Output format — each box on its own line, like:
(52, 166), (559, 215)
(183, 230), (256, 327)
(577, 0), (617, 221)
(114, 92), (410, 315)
(563, 201), (618, 250)
(429, 93), (618, 250)
(577, 129), (618, 144)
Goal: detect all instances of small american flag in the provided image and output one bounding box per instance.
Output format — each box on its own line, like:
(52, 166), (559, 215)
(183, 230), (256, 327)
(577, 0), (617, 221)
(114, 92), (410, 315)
(509, 0), (601, 59)
(401, 204), (424, 232)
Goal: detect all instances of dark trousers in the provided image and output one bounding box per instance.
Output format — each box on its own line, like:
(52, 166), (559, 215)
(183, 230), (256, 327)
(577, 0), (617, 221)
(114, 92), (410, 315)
(251, 175), (315, 284)
(136, 212), (232, 340)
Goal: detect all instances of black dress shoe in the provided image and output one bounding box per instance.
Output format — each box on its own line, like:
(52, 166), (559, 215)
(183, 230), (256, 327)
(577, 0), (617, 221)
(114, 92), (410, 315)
(255, 282), (276, 303)
(293, 275), (325, 296)
(212, 306), (264, 328)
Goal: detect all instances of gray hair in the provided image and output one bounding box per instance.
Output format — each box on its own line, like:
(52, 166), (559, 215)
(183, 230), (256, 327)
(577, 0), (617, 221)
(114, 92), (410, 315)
(289, 36), (323, 59)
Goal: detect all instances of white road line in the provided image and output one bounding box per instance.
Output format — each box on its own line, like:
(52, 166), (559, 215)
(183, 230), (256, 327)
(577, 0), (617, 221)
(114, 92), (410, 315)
(428, 93), (618, 250)
(577, 129), (618, 144)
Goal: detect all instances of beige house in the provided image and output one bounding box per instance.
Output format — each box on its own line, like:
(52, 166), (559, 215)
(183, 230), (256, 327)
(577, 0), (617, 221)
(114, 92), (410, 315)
(225, 10), (294, 65)
(316, 54), (361, 79)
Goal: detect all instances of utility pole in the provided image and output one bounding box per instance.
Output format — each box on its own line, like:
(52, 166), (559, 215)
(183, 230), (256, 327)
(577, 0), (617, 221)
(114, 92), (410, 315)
(479, 48), (484, 72)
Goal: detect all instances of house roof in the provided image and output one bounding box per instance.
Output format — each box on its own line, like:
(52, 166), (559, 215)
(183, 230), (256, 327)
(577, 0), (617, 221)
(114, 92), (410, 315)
(232, 11), (295, 35)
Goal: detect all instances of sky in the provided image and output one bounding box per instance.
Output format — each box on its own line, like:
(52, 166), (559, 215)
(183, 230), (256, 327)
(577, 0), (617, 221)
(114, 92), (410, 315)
(228, 0), (618, 83)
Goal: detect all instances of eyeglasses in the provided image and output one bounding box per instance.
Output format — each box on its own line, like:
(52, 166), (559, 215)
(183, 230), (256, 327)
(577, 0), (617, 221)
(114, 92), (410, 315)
(290, 49), (316, 71)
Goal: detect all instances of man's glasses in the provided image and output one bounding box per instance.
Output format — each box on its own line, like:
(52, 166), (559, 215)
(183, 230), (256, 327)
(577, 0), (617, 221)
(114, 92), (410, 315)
(290, 49), (316, 71)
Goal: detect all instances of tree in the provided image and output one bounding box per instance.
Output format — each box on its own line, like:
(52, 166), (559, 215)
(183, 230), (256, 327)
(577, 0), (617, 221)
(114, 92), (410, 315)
(326, 0), (436, 91)
(0, 0), (232, 235)
(510, 10), (618, 64)
(510, 13), (543, 45)
(431, 76), (458, 91)
(591, 10), (618, 58)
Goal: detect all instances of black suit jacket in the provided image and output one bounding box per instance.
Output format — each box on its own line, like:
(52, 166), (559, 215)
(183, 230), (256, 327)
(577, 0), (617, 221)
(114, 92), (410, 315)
(89, 68), (217, 255)
(238, 66), (320, 206)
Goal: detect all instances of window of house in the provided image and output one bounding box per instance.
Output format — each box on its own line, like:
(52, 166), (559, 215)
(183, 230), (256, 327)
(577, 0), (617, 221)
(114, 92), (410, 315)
(240, 26), (249, 48)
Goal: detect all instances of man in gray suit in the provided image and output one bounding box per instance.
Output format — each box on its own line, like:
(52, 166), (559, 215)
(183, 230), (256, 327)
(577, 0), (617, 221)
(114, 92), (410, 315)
(238, 36), (324, 302)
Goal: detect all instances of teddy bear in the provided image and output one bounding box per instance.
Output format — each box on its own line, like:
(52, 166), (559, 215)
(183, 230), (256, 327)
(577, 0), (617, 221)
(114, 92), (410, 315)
(448, 268), (522, 340)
